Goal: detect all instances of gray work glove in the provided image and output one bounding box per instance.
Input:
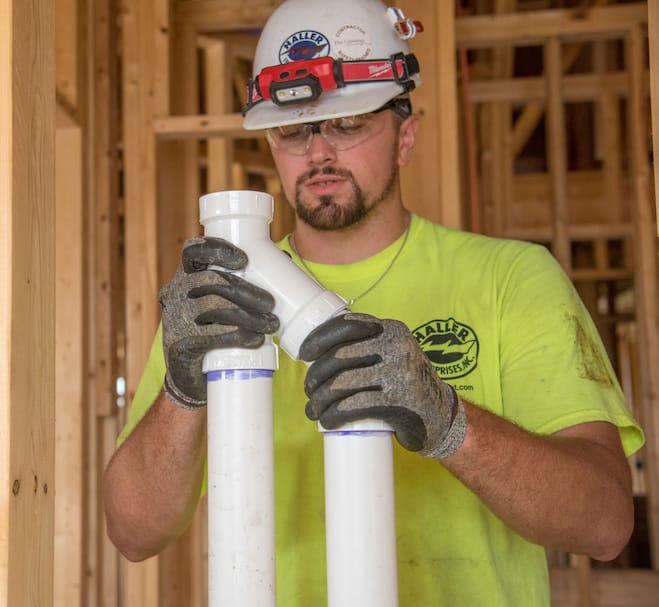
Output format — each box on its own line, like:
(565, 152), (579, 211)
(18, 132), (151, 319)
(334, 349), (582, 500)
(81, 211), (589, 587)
(159, 236), (280, 409)
(299, 313), (466, 459)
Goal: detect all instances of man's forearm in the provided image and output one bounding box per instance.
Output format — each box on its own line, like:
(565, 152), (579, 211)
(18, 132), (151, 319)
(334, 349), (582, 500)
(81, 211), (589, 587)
(442, 401), (633, 560)
(103, 392), (207, 561)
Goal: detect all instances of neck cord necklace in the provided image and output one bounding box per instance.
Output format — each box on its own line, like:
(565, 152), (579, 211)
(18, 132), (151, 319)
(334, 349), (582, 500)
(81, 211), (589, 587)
(290, 220), (411, 306)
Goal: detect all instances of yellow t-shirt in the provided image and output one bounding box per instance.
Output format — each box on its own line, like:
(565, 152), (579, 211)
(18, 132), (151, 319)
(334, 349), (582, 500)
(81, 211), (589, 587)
(119, 214), (644, 606)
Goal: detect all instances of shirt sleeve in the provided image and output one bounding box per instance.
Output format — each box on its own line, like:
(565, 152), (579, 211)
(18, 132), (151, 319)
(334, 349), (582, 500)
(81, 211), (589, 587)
(116, 323), (166, 447)
(497, 245), (644, 457)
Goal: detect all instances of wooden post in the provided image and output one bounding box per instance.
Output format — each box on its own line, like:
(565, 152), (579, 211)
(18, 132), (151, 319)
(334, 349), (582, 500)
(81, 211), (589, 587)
(55, 107), (84, 607)
(84, 0), (123, 603)
(157, 20), (200, 285)
(544, 36), (572, 273)
(627, 22), (659, 570)
(399, 1), (461, 227)
(120, 0), (170, 603)
(0, 0), (56, 605)
(204, 38), (234, 192)
(649, 0), (659, 236)
(55, 0), (87, 602)
(433, 0), (461, 228)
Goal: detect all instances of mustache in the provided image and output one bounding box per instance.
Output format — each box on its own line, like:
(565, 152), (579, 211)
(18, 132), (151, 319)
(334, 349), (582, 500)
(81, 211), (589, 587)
(296, 166), (355, 186)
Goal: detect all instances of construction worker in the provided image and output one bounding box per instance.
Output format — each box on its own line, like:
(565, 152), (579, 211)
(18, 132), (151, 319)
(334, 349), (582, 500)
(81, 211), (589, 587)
(103, 1), (644, 605)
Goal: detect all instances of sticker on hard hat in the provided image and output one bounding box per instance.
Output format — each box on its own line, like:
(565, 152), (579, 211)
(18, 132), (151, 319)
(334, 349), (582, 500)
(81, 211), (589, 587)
(333, 24), (372, 61)
(279, 31), (330, 64)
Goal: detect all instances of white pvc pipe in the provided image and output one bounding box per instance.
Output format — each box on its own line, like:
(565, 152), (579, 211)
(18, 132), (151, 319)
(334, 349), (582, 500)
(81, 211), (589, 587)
(323, 423), (398, 607)
(204, 347), (278, 607)
(200, 190), (398, 607)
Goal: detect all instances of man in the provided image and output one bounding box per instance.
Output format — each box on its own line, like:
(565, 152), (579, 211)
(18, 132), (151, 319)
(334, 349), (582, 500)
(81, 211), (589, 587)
(103, 1), (644, 605)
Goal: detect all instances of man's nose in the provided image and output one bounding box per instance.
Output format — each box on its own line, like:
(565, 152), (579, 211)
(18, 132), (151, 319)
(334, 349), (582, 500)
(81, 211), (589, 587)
(307, 131), (337, 164)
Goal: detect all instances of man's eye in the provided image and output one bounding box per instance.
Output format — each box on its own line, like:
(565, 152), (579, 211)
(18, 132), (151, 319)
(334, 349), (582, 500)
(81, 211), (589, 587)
(278, 127), (307, 140)
(333, 119), (367, 134)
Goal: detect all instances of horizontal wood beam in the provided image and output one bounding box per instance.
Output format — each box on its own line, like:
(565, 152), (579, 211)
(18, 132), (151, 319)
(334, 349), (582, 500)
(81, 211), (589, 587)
(501, 223), (634, 243)
(233, 147), (277, 175)
(175, 0), (280, 30)
(153, 112), (262, 140)
(550, 568), (659, 607)
(456, 3), (647, 48)
(571, 269), (633, 281)
(468, 71), (644, 104)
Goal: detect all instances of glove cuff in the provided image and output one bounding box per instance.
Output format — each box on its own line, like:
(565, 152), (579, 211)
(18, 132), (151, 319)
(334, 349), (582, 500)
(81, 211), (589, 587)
(163, 374), (207, 410)
(421, 387), (467, 460)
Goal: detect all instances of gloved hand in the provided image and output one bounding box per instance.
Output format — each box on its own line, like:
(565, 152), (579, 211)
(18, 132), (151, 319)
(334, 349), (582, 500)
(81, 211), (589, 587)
(159, 236), (280, 409)
(299, 313), (466, 459)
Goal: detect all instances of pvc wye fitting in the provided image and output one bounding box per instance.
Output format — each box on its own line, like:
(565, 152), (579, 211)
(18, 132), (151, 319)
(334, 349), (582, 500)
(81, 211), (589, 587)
(199, 190), (348, 360)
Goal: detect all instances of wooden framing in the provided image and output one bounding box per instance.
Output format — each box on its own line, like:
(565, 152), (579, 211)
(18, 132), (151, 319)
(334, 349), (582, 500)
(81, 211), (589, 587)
(36, 1), (659, 606)
(456, 4), (649, 47)
(627, 19), (659, 569)
(119, 0), (169, 600)
(455, 3), (659, 605)
(397, 0), (462, 226)
(154, 113), (253, 139)
(0, 1), (56, 605)
(54, 2), (89, 604)
(651, 0), (659, 232)
(551, 569), (659, 607)
(174, 0), (280, 30)
(55, 107), (84, 607)
(53, 1), (127, 606)
(544, 35), (571, 271)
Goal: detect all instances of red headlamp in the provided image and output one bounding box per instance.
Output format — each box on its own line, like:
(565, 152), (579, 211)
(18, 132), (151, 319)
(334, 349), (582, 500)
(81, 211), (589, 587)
(254, 57), (338, 106)
(244, 52), (419, 114)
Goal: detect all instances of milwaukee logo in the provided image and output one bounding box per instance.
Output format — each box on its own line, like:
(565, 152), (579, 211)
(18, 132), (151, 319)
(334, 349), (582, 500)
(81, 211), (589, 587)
(367, 64), (392, 78)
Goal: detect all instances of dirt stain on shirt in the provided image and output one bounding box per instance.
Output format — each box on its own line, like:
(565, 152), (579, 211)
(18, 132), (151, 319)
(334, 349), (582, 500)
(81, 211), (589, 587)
(566, 312), (614, 388)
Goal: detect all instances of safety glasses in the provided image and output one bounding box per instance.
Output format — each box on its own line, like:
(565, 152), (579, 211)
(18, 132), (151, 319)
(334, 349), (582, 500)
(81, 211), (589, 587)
(265, 98), (411, 156)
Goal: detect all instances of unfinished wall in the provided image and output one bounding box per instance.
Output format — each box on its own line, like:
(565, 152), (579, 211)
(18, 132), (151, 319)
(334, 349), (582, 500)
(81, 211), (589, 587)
(457, 3), (659, 604)
(45, 1), (659, 606)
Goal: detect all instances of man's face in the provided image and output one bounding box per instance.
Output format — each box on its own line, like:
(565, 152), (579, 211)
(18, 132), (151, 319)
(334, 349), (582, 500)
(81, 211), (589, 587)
(269, 109), (413, 231)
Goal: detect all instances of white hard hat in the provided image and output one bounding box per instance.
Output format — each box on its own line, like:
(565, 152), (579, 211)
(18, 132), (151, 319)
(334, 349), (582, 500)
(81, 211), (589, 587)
(243, 0), (423, 130)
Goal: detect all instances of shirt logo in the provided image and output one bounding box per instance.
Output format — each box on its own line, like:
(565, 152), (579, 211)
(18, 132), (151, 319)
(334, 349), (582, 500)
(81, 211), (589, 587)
(279, 30), (330, 63)
(412, 318), (479, 380)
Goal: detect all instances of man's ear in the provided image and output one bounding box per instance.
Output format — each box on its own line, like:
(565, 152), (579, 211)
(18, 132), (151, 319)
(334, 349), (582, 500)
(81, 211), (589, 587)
(398, 114), (419, 167)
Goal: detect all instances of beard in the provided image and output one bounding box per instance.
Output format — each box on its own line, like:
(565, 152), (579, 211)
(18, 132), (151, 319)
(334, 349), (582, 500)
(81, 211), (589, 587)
(293, 162), (398, 231)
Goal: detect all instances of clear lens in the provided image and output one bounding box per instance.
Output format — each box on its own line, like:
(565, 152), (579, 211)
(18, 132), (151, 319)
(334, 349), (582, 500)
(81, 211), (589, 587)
(266, 113), (386, 155)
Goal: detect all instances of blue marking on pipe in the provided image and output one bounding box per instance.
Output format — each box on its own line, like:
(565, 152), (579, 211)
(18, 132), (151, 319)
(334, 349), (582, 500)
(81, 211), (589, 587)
(324, 430), (393, 437)
(207, 369), (274, 382)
